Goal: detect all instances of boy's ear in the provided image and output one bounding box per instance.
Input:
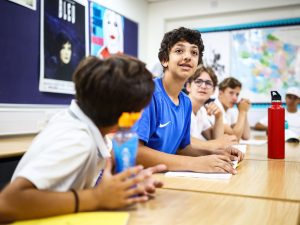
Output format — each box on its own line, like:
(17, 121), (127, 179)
(161, 60), (168, 69)
(185, 83), (191, 93)
(218, 90), (224, 97)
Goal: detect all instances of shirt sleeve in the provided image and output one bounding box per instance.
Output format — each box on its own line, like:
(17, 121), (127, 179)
(228, 108), (239, 125)
(179, 99), (192, 149)
(201, 108), (212, 131)
(132, 96), (157, 144)
(14, 129), (93, 191)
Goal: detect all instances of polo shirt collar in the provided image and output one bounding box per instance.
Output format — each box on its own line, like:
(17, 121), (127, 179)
(69, 100), (110, 158)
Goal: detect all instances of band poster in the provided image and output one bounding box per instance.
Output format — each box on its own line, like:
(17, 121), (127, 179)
(39, 0), (88, 94)
(90, 1), (124, 58)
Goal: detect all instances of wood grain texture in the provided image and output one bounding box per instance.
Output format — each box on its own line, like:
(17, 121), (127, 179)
(157, 160), (300, 202)
(245, 142), (300, 162)
(128, 189), (300, 225)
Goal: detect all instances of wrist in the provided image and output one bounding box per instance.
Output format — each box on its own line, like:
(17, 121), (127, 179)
(84, 188), (105, 211)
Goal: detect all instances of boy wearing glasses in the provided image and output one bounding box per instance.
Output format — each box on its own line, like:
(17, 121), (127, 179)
(214, 77), (251, 140)
(133, 27), (243, 174)
(185, 66), (238, 151)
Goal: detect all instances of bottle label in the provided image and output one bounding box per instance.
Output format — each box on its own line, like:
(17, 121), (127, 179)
(113, 137), (138, 173)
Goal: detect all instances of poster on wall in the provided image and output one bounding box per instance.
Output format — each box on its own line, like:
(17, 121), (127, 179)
(39, 0), (88, 94)
(231, 26), (300, 102)
(201, 31), (231, 82)
(89, 1), (124, 58)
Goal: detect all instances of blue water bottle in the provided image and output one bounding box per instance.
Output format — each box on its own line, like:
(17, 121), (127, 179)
(112, 112), (141, 173)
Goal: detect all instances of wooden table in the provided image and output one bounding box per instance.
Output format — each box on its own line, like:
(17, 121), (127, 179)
(246, 142), (300, 162)
(1, 133), (300, 224)
(142, 139), (300, 224)
(0, 134), (35, 158)
(128, 189), (299, 225)
(155, 159), (300, 202)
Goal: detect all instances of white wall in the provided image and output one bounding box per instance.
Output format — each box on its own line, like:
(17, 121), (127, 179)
(146, 0), (300, 69)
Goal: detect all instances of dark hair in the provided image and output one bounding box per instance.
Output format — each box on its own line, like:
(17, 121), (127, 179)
(55, 32), (72, 54)
(186, 65), (218, 88)
(218, 77), (242, 91)
(73, 55), (155, 127)
(158, 27), (204, 68)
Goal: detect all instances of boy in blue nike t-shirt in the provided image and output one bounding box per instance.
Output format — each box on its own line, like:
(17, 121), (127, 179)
(133, 27), (243, 173)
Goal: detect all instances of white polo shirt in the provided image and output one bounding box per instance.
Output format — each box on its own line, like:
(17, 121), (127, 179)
(190, 106), (211, 140)
(259, 110), (300, 136)
(209, 98), (238, 126)
(12, 100), (110, 191)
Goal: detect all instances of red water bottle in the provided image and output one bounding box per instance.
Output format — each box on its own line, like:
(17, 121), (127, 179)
(268, 91), (285, 159)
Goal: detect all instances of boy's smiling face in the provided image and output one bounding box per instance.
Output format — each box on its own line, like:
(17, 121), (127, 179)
(162, 41), (199, 81)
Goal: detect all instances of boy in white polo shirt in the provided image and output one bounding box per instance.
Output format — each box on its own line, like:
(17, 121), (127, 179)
(213, 77), (251, 140)
(0, 55), (166, 223)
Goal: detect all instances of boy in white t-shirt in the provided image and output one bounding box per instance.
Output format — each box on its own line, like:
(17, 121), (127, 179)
(213, 77), (251, 140)
(185, 66), (238, 151)
(255, 87), (300, 136)
(0, 56), (166, 223)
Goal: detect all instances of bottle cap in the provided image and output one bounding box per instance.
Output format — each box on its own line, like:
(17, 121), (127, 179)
(271, 91), (281, 102)
(118, 112), (141, 127)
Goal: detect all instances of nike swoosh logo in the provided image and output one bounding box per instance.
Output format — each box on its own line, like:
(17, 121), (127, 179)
(159, 121), (171, 128)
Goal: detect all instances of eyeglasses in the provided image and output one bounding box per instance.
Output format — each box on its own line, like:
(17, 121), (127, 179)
(194, 79), (214, 89)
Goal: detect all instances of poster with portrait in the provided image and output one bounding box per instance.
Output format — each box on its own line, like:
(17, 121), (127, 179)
(39, 0), (88, 94)
(90, 1), (124, 58)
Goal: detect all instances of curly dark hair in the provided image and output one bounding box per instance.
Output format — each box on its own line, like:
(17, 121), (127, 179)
(73, 55), (155, 127)
(186, 65), (218, 88)
(158, 27), (204, 67)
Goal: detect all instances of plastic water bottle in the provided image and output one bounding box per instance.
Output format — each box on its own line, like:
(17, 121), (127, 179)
(112, 112), (141, 173)
(268, 91), (285, 159)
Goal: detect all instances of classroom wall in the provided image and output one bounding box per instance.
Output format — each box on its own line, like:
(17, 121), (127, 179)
(146, 0), (300, 69)
(93, 0), (148, 62)
(1, 0), (300, 135)
(0, 0), (148, 135)
(145, 0), (300, 127)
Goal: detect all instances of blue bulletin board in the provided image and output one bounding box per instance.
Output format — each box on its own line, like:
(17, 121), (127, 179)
(199, 18), (300, 103)
(0, 0), (138, 104)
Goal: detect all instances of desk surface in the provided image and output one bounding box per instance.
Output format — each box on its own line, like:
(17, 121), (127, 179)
(156, 159), (300, 202)
(246, 142), (300, 162)
(1, 133), (300, 224)
(129, 189), (299, 225)
(0, 135), (35, 158)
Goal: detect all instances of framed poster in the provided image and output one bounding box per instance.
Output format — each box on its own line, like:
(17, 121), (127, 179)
(201, 31), (231, 82)
(39, 0), (88, 94)
(231, 26), (300, 102)
(198, 18), (300, 103)
(90, 1), (124, 58)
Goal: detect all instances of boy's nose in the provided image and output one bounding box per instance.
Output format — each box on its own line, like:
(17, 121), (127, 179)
(183, 52), (192, 60)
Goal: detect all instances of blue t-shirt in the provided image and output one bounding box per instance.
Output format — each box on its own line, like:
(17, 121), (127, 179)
(133, 78), (192, 154)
